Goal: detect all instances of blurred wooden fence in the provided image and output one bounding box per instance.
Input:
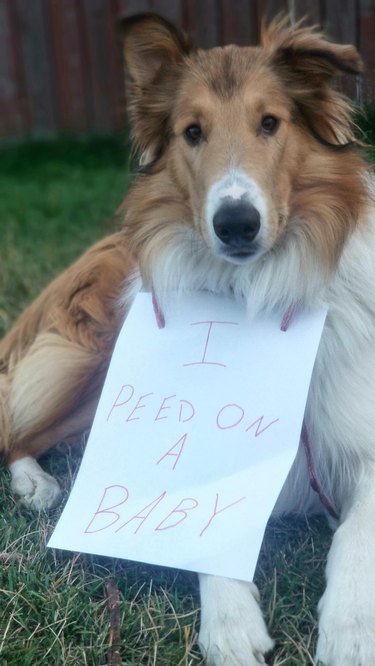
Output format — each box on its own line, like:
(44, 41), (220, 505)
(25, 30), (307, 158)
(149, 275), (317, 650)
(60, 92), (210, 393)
(1, 0), (374, 141)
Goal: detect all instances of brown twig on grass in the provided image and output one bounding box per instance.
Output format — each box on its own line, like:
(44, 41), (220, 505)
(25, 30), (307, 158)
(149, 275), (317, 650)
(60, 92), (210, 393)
(106, 578), (122, 666)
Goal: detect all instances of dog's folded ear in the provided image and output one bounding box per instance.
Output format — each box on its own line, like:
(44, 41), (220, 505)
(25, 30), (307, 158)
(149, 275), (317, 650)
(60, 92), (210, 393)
(121, 13), (190, 167)
(262, 18), (363, 147)
(122, 13), (189, 88)
(262, 18), (363, 80)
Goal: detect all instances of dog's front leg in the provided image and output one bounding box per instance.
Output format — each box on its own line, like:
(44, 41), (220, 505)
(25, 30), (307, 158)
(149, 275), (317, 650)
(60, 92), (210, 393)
(198, 573), (274, 665)
(316, 465), (375, 666)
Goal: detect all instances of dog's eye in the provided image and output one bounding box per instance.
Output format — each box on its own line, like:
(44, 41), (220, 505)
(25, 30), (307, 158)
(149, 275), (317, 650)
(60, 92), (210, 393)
(184, 124), (203, 146)
(261, 115), (279, 135)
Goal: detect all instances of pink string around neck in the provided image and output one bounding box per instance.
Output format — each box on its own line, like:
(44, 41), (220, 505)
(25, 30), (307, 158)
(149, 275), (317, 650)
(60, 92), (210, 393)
(280, 303), (298, 332)
(280, 304), (339, 520)
(301, 423), (339, 520)
(152, 290), (165, 329)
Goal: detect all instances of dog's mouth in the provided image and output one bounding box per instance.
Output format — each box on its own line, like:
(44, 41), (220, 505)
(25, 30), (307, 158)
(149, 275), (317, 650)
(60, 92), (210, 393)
(218, 243), (263, 264)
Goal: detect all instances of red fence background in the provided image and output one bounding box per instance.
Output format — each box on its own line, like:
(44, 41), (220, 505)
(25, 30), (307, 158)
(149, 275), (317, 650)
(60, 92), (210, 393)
(1, 0), (374, 141)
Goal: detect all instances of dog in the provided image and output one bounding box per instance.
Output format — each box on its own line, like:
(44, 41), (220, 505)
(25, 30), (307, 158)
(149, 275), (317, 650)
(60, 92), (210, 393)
(1, 12), (374, 666)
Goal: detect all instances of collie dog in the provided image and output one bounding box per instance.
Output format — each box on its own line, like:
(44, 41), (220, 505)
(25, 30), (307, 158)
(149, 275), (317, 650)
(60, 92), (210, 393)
(1, 12), (374, 666)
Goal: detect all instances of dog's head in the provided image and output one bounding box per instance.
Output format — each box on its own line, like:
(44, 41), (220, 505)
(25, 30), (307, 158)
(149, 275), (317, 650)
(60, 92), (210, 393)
(122, 13), (369, 311)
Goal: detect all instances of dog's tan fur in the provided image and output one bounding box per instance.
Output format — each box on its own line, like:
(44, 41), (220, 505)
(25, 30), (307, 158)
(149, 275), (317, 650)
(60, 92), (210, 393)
(2, 14), (375, 666)
(1, 233), (136, 462)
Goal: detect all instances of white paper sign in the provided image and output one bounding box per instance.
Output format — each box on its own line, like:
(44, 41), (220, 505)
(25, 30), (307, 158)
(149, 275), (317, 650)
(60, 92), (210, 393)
(49, 292), (326, 582)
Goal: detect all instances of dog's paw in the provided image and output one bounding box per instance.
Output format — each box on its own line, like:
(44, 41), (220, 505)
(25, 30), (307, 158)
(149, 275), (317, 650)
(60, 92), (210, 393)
(9, 456), (62, 510)
(316, 516), (375, 666)
(198, 577), (274, 666)
(316, 597), (375, 666)
(316, 590), (375, 666)
(199, 624), (273, 666)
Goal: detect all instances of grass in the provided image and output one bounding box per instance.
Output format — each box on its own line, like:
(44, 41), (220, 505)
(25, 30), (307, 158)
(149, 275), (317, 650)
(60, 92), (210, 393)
(0, 130), (371, 664)
(0, 137), (132, 336)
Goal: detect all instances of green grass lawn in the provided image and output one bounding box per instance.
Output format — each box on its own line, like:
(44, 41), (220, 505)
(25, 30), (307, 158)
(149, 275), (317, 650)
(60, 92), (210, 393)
(0, 137), (346, 665)
(0, 138), (133, 337)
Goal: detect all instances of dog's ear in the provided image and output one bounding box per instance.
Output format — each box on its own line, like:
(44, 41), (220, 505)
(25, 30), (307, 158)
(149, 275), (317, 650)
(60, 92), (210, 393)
(263, 18), (363, 146)
(122, 13), (189, 87)
(122, 13), (189, 167)
(263, 18), (362, 78)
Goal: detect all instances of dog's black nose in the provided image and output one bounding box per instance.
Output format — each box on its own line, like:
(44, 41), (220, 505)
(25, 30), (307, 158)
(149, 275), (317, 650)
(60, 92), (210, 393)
(213, 202), (261, 249)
